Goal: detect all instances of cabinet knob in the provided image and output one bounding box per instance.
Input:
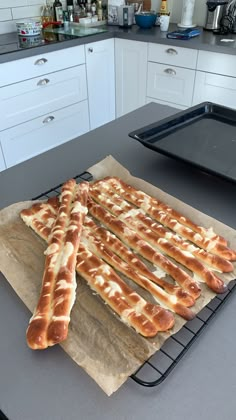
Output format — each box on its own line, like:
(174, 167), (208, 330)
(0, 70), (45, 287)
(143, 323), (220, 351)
(88, 47), (93, 53)
(34, 58), (48, 65)
(164, 68), (177, 76)
(37, 78), (50, 86)
(166, 48), (178, 55)
(43, 115), (55, 124)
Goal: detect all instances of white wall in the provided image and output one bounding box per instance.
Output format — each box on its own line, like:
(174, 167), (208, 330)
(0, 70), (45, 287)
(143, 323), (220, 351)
(0, 0), (44, 34)
(152, 0), (207, 27)
(0, 0), (207, 34)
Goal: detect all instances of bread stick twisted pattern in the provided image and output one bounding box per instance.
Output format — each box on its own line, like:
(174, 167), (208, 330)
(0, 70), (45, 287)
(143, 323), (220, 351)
(95, 177), (236, 261)
(84, 216), (195, 307)
(22, 180), (89, 349)
(87, 198), (202, 299)
(89, 186), (227, 294)
(90, 183), (233, 273)
(21, 198), (175, 338)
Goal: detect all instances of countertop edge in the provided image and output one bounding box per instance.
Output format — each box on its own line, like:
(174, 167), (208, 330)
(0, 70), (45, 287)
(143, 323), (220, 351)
(1, 23), (236, 63)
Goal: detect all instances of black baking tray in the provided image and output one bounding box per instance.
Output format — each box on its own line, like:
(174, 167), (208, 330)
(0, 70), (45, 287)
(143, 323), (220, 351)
(129, 102), (236, 183)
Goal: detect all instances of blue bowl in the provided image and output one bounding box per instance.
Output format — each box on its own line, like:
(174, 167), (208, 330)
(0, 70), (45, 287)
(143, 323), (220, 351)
(135, 12), (157, 29)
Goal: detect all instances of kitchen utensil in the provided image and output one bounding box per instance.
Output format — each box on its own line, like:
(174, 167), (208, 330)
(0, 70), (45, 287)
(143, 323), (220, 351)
(135, 11), (157, 28)
(16, 19), (42, 36)
(159, 14), (170, 31)
(204, 0), (228, 32)
(129, 101), (236, 184)
(118, 5), (134, 27)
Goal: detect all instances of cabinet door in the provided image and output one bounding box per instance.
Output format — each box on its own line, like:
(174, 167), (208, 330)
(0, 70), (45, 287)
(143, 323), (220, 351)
(0, 45), (85, 87)
(0, 144), (6, 172)
(0, 65), (87, 131)
(85, 38), (115, 130)
(148, 43), (198, 69)
(147, 62), (195, 107)
(193, 71), (236, 109)
(1, 101), (89, 168)
(115, 39), (148, 117)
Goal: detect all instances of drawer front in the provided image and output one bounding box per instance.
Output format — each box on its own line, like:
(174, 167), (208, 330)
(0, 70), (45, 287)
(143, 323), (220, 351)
(193, 71), (236, 109)
(0, 45), (85, 87)
(1, 100), (89, 168)
(148, 43), (198, 69)
(147, 62), (195, 107)
(146, 97), (187, 110)
(0, 144), (6, 171)
(197, 50), (236, 78)
(0, 65), (87, 131)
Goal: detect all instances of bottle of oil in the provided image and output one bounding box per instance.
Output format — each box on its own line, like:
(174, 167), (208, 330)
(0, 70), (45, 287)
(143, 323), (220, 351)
(159, 0), (169, 15)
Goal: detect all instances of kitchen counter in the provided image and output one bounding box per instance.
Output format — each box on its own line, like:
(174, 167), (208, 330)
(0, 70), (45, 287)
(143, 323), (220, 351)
(0, 102), (236, 420)
(1, 23), (236, 64)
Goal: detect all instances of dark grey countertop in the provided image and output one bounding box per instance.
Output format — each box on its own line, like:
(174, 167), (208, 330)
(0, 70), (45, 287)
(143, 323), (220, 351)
(0, 102), (236, 420)
(1, 23), (236, 63)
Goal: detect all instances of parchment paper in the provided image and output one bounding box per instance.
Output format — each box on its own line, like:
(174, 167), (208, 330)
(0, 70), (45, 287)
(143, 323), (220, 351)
(0, 155), (236, 396)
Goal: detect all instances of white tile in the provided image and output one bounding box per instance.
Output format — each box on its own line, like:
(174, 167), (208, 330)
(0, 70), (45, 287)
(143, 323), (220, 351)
(0, 20), (17, 34)
(12, 5), (42, 19)
(27, 0), (45, 5)
(0, 0), (27, 8)
(0, 9), (12, 22)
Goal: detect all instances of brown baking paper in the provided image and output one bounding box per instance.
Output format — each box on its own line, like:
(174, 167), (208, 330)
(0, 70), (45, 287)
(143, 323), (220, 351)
(0, 155), (236, 396)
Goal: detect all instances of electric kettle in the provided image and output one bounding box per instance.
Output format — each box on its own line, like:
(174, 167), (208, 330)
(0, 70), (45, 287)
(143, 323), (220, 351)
(204, 0), (228, 32)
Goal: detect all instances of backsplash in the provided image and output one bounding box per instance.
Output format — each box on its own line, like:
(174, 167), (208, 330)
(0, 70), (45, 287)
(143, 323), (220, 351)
(0, 0), (45, 34)
(0, 0), (207, 35)
(152, 0), (207, 26)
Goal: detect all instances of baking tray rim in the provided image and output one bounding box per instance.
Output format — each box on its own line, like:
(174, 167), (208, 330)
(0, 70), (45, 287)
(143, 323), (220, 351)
(128, 101), (236, 184)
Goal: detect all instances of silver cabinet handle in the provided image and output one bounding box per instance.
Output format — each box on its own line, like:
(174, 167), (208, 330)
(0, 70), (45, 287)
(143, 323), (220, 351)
(34, 58), (48, 65)
(164, 68), (176, 76)
(166, 48), (178, 55)
(88, 47), (93, 53)
(43, 115), (55, 124)
(37, 78), (50, 86)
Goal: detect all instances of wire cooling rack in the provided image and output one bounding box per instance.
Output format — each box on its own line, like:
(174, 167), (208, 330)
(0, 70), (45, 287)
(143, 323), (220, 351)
(32, 171), (236, 388)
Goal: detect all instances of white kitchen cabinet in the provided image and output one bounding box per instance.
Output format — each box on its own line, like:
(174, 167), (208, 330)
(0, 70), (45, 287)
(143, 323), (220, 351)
(115, 38), (148, 117)
(146, 43), (197, 109)
(193, 50), (236, 109)
(0, 45), (85, 87)
(146, 97), (186, 110)
(1, 101), (89, 168)
(193, 71), (236, 108)
(85, 38), (115, 129)
(147, 62), (195, 108)
(0, 44), (89, 171)
(148, 43), (198, 70)
(0, 145), (6, 171)
(0, 65), (87, 131)
(197, 50), (236, 78)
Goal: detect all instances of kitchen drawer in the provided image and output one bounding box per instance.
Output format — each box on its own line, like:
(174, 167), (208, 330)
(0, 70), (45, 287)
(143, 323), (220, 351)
(0, 143), (6, 171)
(197, 50), (236, 78)
(0, 45), (85, 87)
(1, 100), (89, 168)
(148, 43), (198, 69)
(193, 71), (236, 109)
(146, 96), (186, 110)
(0, 65), (87, 131)
(147, 62), (195, 107)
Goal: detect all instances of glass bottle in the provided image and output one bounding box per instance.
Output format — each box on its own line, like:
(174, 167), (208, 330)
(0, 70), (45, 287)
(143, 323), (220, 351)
(159, 0), (169, 15)
(41, 0), (54, 25)
(53, 0), (63, 22)
(97, 0), (103, 21)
